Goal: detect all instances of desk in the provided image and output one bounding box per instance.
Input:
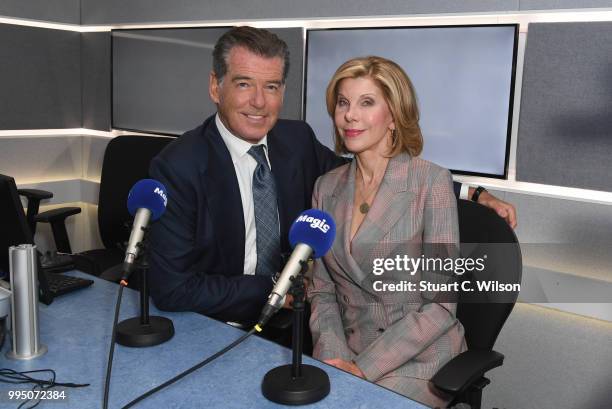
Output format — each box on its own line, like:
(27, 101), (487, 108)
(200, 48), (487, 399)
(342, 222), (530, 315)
(1, 273), (427, 408)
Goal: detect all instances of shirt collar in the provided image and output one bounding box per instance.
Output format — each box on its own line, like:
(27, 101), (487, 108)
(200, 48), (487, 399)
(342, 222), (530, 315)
(215, 114), (269, 164)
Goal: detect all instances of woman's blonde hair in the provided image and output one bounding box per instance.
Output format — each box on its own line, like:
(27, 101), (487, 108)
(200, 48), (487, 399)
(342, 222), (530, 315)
(325, 56), (423, 157)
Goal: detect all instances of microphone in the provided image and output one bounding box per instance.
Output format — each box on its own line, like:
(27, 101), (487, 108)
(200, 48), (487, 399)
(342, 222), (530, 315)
(122, 179), (168, 278)
(258, 209), (336, 327)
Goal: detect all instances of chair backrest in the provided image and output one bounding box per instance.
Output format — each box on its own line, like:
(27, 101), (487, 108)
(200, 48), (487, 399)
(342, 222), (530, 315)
(456, 199), (522, 351)
(0, 174), (34, 276)
(97, 135), (175, 250)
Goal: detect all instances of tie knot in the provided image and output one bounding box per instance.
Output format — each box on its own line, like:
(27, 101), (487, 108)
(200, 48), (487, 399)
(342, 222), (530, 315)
(248, 145), (268, 167)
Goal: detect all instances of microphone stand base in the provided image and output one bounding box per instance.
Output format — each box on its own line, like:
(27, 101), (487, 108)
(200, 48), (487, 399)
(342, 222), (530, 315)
(262, 364), (330, 405)
(115, 316), (174, 347)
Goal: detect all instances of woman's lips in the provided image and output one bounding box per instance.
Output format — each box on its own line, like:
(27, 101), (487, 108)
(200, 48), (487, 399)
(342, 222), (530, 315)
(344, 129), (364, 137)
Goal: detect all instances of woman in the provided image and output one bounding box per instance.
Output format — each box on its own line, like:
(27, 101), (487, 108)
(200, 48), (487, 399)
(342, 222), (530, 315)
(307, 56), (466, 408)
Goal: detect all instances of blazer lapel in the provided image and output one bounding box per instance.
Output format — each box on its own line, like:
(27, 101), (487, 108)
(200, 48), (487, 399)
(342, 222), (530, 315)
(268, 129), (299, 252)
(351, 153), (415, 279)
(323, 160), (369, 285)
(201, 120), (245, 275)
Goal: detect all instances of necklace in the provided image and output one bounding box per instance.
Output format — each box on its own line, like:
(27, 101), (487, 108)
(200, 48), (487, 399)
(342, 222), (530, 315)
(359, 202), (370, 214)
(356, 170), (379, 214)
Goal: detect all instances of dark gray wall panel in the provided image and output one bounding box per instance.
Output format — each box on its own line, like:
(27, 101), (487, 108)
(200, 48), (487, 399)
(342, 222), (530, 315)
(516, 22), (612, 191)
(82, 32), (111, 131)
(520, 0), (612, 10)
(273, 28), (303, 122)
(112, 27), (302, 135)
(0, 0), (80, 24)
(82, 0), (517, 25)
(0, 25), (81, 129)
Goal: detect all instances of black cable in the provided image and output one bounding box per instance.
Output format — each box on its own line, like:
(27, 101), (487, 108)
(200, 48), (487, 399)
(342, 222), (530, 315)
(0, 368), (89, 387)
(16, 384), (42, 409)
(0, 367), (89, 409)
(121, 327), (257, 409)
(103, 282), (125, 409)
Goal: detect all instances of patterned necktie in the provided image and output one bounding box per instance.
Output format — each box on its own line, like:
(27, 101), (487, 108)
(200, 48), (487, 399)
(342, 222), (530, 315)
(247, 145), (281, 276)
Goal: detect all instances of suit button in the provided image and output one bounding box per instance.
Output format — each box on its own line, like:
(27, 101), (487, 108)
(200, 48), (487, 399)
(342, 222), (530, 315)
(377, 328), (385, 333)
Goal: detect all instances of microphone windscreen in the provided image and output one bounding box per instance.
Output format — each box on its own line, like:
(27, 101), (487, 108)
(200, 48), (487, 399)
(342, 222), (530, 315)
(127, 179), (168, 221)
(289, 209), (336, 258)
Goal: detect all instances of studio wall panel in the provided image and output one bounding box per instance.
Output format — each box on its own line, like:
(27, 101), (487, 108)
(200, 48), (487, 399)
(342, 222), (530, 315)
(82, 33), (111, 131)
(112, 27), (303, 135)
(484, 303), (612, 409)
(81, 0), (517, 25)
(0, 0), (80, 24)
(0, 136), (83, 182)
(516, 22), (612, 191)
(0, 25), (81, 129)
(82, 136), (111, 182)
(493, 189), (612, 283)
(520, 0), (612, 10)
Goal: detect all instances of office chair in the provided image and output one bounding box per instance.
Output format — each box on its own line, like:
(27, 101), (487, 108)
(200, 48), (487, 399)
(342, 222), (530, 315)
(1, 175), (81, 272)
(0, 174), (93, 304)
(73, 135), (175, 277)
(17, 188), (81, 271)
(431, 199), (522, 409)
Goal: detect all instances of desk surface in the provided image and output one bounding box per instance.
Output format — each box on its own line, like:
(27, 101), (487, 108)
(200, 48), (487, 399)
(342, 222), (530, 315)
(0, 272), (426, 408)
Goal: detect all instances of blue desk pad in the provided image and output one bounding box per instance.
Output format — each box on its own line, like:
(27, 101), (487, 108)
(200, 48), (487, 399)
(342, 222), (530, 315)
(0, 272), (427, 409)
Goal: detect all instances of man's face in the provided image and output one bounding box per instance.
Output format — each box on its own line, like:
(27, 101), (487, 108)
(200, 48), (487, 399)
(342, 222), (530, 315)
(209, 46), (285, 143)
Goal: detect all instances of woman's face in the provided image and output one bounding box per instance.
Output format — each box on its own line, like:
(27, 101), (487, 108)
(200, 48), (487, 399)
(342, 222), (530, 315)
(334, 76), (395, 155)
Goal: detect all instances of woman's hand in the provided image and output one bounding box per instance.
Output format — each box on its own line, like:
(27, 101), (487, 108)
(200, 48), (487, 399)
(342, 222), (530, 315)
(324, 358), (365, 378)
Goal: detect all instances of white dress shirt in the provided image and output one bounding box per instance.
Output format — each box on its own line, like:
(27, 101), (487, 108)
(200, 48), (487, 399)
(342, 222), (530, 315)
(216, 114), (273, 276)
(459, 183), (470, 200)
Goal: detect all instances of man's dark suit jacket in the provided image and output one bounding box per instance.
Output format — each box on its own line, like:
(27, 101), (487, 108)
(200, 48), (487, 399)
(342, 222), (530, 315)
(148, 114), (463, 324)
(148, 115), (342, 324)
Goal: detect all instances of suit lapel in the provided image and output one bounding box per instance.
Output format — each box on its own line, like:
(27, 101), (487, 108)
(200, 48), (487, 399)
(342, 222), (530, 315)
(268, 128), (299, 251)
(201, 120), (245, 275)
(340, 153), (415, 283)
(325, 160), (368, 284)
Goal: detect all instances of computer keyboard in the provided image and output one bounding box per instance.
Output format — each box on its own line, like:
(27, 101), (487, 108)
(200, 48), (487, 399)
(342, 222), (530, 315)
(45, 273), (94, 297)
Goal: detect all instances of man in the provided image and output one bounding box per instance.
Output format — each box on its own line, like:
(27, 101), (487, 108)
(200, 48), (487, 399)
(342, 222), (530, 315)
(148, 26), (516, 326)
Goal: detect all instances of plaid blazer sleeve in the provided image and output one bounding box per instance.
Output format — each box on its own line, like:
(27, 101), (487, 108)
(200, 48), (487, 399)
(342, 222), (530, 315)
(354, 168), (461, 382)
(307, 177), (354, 362)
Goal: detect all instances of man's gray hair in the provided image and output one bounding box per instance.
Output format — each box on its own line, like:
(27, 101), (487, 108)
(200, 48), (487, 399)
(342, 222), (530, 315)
(213, 26), (290, 83)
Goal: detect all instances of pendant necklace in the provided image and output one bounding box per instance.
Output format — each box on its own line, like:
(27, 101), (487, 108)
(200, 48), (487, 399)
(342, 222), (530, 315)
(359, 202), (370, 215)
(356, 170), (378, 214)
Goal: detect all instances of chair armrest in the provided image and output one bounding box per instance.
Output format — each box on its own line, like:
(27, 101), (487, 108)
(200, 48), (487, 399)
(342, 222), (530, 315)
(18, 189), (54, 234)
(34, 207), (82, 254)
(431, 349), (504, 395)
(35, 207), (81, 223)
(17, 188), (53, 201)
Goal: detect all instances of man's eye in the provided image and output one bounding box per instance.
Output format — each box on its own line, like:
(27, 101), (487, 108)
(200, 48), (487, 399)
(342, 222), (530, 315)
(237, 82), (249, 88)
(266, 84), (279, 91)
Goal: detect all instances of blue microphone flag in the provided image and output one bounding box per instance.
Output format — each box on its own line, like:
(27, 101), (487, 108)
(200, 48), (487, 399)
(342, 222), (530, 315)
(127, 179), (168, 221)
(288, 209), (336, 258)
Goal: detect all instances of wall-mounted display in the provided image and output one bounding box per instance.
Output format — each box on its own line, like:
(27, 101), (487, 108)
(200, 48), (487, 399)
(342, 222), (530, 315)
(305, 25), (518, 178)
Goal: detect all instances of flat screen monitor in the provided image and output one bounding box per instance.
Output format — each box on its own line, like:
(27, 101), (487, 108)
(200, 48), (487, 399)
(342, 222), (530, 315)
(305, 25), (518, 178)
(111, 27), (304, 136)
(112, 27), (230, 136)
